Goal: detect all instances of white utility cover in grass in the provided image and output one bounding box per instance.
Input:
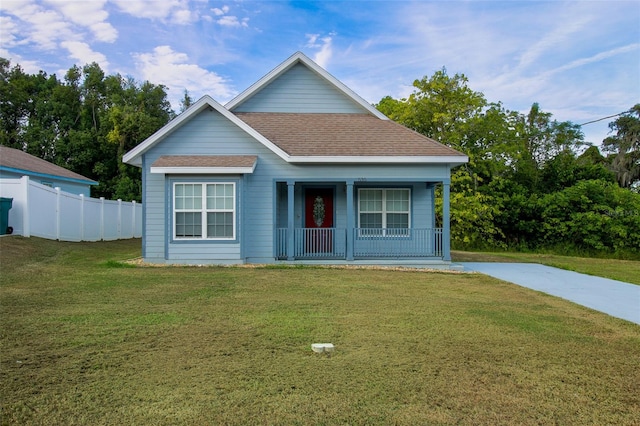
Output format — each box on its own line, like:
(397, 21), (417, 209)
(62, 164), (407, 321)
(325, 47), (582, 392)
(311, 343), (335, 353)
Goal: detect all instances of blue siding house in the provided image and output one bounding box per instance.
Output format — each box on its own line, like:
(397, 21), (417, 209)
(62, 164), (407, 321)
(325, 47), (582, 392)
(0, 145), (97, 196)
(123, 52), (468, 267)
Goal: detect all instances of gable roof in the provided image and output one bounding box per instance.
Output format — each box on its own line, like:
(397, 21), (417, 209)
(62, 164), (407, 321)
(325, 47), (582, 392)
(0, 145), (97, 185)
(235, 113), (467, 164)
(150, 155), (257, 174)
(226, 52), (388, 120)
(122, 95), (289, 167)
(122, 53), (469, 167)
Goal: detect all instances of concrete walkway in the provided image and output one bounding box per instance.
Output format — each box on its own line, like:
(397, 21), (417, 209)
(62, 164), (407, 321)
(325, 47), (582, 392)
(460, 263), (640, 325)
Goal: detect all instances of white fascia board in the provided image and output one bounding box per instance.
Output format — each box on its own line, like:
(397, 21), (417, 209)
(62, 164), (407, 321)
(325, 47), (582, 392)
(150, 166), (256, 175)
(225, 52), (388, 120)
(122, 95), (291, 166)
(287, 155), (469, 164)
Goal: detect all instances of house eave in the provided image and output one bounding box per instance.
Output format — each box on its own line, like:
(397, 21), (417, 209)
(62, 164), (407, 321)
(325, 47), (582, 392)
(286, 155), (469, 165)
(0, 165), (98, 185)
(150, 166), (256, 175)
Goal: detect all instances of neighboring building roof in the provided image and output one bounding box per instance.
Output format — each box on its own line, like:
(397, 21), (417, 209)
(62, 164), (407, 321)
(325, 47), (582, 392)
(0, 145), (97, 185)
(150, 155), (258, 174)
(235, 112), (465, 160)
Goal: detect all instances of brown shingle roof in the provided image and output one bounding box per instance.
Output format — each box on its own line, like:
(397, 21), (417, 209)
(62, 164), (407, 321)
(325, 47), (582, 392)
(151, 155), (258, 168)
(234, 113), (465, 158)
(0, 145), (96, 183)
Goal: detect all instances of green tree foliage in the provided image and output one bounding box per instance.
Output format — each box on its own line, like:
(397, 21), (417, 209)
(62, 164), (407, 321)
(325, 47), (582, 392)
(537, 180), (640, 253)
(180, 89), (193, 113)
(377, 71), (640, 257)
(0, 58), (174, 201)
(602, 104), (640, 189)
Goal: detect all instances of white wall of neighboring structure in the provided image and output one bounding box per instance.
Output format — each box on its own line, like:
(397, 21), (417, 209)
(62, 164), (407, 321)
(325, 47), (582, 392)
(0, 176), (141, 241)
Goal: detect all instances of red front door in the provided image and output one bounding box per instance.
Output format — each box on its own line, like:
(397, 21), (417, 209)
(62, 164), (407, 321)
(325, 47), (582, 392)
(304, 188), (334, 253)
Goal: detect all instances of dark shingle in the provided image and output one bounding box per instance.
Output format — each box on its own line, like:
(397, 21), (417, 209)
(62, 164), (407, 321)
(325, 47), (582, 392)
(234, 113), (465, 157)
(151, 155), (258, 168)
(0, 145), (96, 182)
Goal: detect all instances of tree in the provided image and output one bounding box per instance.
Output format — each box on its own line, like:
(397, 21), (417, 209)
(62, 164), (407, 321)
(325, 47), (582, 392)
(440, 169), (504, 249)
(536, 180), (640, 253)
(394, 68), (487, 151)
(374, 69), (640, 256)
(603, 104), (640, 189)
(180, 89), (193, 112)
(0, 59), (35, 150)
(511, 103), (585, 191)
(104, 76), (173, 200)
(0, 58), (173, 201)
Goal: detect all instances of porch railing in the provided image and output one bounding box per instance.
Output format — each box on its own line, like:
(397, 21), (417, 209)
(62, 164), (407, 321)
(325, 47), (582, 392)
(354, 228), (442, 258)
(275, 228), (442, 259)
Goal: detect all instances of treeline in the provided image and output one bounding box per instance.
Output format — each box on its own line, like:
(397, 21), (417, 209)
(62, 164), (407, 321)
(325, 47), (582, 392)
(377, 70), (640, 257)
(0, 58), (174, 201)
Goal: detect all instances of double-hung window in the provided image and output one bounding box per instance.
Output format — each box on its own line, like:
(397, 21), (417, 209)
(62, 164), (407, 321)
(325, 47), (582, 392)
(174, 182), (235, 240)
(358, 188), (410, 236)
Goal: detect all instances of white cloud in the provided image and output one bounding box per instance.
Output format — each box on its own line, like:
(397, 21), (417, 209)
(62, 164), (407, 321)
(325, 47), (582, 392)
(546, 43), (640, 77)
(306, 33), (334, 68)
(0, 0), (32, 14)
(172, 8), (196, 24)
(111, 0), (178, 19)
(515, 15), (592, 71)
(208, 5), (248, 28)
(0, 15), (20, 48)
(43, 0), (117, 42)
(212, 6), (229, 16)
(90, 22), (118, 43)
(1, 1), (75, 50)
(112, 0), (194, 24)
(217, 15), (248, 28)
(60, 41), (108, 69)
(0, 47), (42, 74)
(0, 0), (116, 76)
(133, 45), (237, 108)
(306, 34), (319, 46)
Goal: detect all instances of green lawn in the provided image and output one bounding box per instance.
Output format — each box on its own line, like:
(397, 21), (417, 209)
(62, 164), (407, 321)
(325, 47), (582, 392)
(1, 237), (639, 425)
(452, 250), (640, 285)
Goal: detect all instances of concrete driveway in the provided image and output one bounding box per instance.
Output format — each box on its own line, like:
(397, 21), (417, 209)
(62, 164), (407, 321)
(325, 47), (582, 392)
(460, 263), (640, 325)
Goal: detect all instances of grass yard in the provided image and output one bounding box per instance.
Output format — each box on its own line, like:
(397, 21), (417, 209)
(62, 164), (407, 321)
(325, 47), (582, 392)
(452, 250), (640, 285)
(1, 237), (639, 425)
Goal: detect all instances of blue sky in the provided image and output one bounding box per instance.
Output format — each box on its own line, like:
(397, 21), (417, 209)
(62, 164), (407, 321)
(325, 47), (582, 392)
(1, 1), (639, 146)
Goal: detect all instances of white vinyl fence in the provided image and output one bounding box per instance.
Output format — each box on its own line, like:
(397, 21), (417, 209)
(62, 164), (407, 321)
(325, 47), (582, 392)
(0, 176), (142, 241)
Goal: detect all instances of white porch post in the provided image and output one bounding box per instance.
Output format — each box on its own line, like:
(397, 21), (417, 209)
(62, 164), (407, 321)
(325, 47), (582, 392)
(346, 180), (354, 261)
(442, 181), (451, 261)
(287, 181), (295, 260)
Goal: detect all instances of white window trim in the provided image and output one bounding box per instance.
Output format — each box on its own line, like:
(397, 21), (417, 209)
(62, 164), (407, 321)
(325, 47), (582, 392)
(173, 182), (236, 240)
(357, 188), (411, 237)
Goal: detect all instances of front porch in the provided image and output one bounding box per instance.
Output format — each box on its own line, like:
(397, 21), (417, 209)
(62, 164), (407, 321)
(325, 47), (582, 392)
(275, 227), (443, 260)
(273, 179), (452, 263)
